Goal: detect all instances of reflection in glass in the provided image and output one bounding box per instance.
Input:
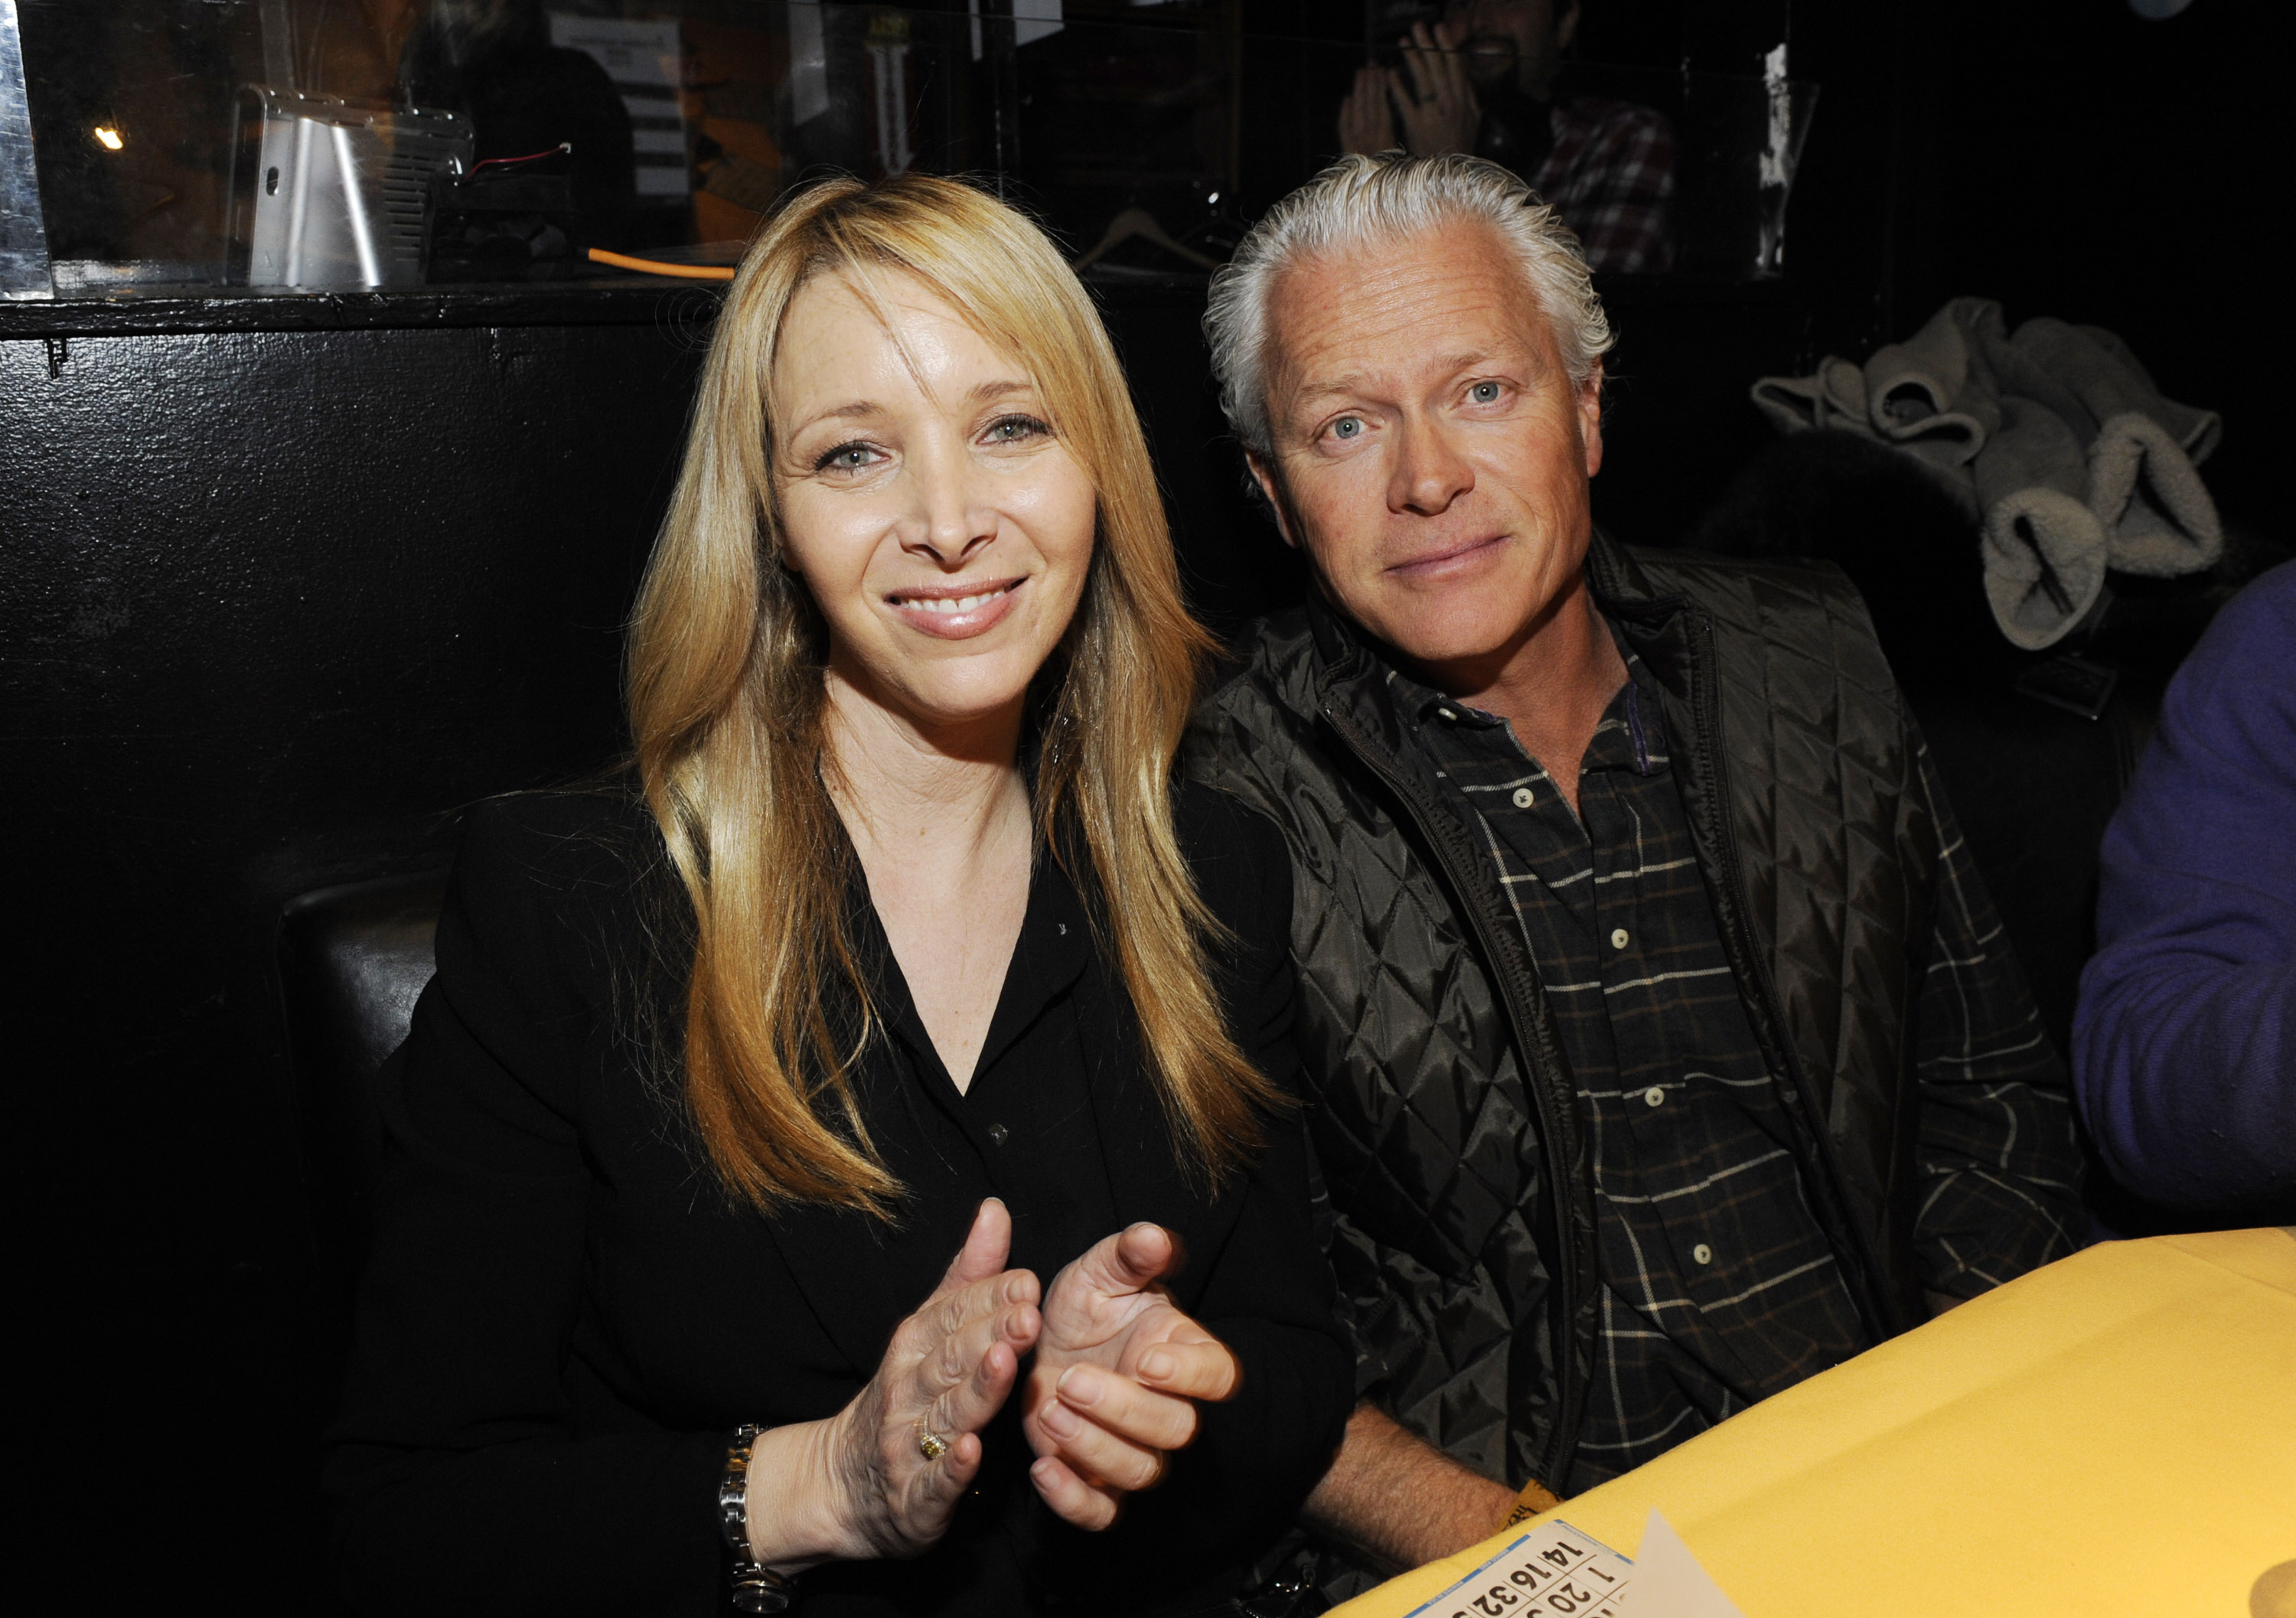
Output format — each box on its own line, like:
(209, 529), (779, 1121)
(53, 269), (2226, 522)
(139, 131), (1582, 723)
(1675, 45), (1817, 280)
(232, 89), (471, 289)
(8, 2), (1815, 301)
(1, 0), (51, 298)
(1348, 0), (1678, 274)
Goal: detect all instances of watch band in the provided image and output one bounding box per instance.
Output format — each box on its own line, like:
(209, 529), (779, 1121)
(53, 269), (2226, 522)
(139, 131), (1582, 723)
(719, 1424), (797, 1613)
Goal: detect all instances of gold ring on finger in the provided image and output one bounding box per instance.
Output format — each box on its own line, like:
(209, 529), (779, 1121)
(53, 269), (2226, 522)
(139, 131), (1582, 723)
(917, 1425), (950, 1463)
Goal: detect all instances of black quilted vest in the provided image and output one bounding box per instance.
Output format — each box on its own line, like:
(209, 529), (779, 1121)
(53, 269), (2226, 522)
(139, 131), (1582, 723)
(1183, 537), (1939, 1493)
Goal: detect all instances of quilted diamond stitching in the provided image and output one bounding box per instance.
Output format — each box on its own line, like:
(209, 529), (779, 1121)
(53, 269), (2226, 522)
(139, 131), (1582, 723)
(1182, 554), (1940, 1473)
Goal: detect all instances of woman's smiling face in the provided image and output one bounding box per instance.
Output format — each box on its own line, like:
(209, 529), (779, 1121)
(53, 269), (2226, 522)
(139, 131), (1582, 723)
(770, 270), (1097, 736)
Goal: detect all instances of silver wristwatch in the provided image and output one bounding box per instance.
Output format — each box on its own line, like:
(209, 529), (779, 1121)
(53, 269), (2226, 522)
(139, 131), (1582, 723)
(719, 1424), (797, 1614)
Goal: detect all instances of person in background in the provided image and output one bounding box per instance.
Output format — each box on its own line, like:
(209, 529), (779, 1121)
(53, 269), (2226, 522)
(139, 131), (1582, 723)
(1189, 153), (2081, 1597)
(284, 1), (638, 241)
(1337, 0), (1675, 273)
(399, 0), (638, 263)
(2074, 560), (2296, 1215)
(325, 173), (1350, 1616)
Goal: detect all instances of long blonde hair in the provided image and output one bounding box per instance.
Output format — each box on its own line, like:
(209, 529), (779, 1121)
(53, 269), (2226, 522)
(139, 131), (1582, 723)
(627, 173), (1277, 1217)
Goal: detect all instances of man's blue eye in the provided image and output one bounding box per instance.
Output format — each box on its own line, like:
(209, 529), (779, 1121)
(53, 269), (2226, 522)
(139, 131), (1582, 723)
(1471, 382), (1501, 403)
(1332, 417), (1363, 439)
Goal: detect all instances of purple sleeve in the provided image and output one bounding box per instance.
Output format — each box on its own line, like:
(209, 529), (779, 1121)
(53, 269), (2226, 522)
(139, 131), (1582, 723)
(2073, 561), (2296, 1209)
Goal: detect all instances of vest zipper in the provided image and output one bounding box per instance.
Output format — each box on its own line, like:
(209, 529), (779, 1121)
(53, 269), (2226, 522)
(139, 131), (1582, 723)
(1676, 609), (1910, 1342)
(1316, 699), (1596, 1495)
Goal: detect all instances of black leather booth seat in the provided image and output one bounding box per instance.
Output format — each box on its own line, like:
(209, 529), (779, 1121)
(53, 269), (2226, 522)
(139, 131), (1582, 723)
(279, 871), (448, 1266)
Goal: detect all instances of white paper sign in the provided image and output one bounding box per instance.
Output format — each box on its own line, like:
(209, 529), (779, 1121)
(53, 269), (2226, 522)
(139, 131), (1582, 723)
(546, 15), (691, 197)
(1629, 1509), (1747, 1618)
(1404, 1520), (1635, 1618)
(1403, 1511), (1746, 1618)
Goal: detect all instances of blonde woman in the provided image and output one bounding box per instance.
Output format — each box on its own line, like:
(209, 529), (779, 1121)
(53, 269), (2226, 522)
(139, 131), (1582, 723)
(324, 175), (1351, 1616)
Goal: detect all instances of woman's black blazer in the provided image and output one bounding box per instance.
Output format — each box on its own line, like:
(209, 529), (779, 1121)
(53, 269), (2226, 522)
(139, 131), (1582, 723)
(323, 783), (1352, 1616)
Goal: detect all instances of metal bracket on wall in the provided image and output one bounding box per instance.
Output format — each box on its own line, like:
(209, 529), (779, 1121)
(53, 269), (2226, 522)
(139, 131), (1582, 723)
(233, 90), (472, 291)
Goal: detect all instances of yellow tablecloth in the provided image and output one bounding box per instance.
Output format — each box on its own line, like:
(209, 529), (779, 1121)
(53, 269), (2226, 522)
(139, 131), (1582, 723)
(1336, 1228), (2296, 1617)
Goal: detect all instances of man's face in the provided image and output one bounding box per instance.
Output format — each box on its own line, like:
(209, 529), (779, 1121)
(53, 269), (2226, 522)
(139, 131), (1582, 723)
(1444, 0), (1579, 96)
(1252, 223), (1603, 681)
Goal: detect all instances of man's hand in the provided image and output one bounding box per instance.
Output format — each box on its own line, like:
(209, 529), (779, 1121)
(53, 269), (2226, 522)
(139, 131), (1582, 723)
(1338, 64), (1400, 155)
(1022, 1223), (1241, 1530)
(1304, 1403), (1547, 1571)
(1391, 19), (1481, 158)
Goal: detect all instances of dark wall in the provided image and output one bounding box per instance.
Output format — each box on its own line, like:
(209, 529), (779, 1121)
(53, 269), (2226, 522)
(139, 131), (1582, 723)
(1887, 0), (2281, 529)
(1574, 2), (2281, 550)
(1099, 283), (1307, 629)
(5, 303), (710, 1606)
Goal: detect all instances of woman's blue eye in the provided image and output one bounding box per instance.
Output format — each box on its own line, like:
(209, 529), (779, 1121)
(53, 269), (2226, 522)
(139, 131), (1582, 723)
(986, 415), (1047, 443)
(1470, 382), (1502, 403)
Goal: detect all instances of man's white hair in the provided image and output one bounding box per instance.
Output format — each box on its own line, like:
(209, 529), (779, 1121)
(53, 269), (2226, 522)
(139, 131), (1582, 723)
(1202, 152), (1616, 464)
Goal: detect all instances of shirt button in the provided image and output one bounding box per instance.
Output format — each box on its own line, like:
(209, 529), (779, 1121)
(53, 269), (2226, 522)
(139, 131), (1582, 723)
(1642, 1086), (1665, 1108)
(1439, 707), (1458, 722)
(986, 1123), (1009, 1147)
(1512, 786), (1535, 808)
(1692, 1242), (1714, 1266)
(1610, 928), (1630, 949)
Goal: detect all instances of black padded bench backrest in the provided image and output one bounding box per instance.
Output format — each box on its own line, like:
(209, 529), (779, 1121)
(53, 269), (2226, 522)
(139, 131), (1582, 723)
(279, 870), (448, 1262)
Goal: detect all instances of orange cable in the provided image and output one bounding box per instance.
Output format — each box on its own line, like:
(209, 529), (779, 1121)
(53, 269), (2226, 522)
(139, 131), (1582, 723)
(585, 246), (736, 282)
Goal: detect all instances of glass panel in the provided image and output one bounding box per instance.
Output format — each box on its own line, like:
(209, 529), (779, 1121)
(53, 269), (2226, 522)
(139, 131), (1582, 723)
(2, 0), (1812, 302)
(0, 0), (49, 298)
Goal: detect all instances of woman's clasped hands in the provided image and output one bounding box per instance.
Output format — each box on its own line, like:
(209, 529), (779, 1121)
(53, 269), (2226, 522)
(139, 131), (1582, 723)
(742, 1199), (1241, 1571)
(1023, 1218), (1241, 1529)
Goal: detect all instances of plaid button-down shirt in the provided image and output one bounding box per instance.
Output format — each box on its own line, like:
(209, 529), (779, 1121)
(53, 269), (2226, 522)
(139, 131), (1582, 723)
(1526, 96), (1676, 275)
(1391, 638), (2081, 1487)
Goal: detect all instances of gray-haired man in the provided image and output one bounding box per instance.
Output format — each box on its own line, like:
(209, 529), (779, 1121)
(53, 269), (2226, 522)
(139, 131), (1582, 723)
(1184, 153), (2082, 1587)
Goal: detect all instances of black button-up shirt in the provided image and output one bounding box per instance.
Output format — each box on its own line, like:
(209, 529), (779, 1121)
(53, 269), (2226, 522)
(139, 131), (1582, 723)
(855, 854), (1122, 1313)
(778, 860), (1139, 1610)
(834, 842), (1337, 1610)
(328, 786), (1355, 1617)
(1394, 645), (1874, 1483)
